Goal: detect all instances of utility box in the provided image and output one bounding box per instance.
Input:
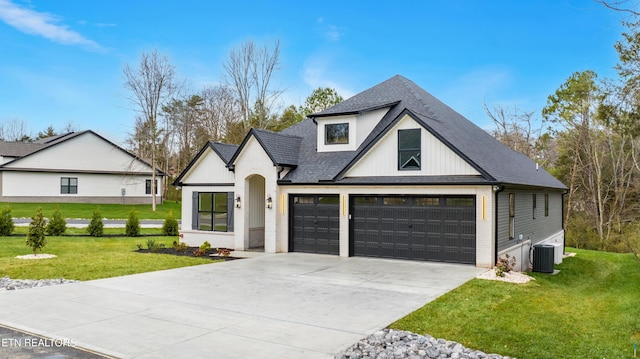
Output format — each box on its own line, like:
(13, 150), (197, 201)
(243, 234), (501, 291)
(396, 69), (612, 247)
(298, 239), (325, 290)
(551, 242), (563, 264)
(533, 244), (555, 273)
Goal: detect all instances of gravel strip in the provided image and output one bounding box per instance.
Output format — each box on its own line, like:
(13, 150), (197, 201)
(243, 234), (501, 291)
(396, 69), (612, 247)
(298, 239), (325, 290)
(476, 269), (534, 284)
(336, 329), (512, 359)
(0, 276), (76, 290)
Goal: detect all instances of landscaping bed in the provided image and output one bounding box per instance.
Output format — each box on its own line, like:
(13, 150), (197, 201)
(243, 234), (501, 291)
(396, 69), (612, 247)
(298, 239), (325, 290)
(135, 247), (240, 261)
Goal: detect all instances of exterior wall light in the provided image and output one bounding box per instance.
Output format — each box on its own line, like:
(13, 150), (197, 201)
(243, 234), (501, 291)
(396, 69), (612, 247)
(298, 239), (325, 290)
(266, 195), (273, 209)
(235, 196), (241, 208)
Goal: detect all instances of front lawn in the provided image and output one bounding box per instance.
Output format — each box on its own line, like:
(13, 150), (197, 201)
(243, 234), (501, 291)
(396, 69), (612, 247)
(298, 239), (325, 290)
(2, 201), (181, 220)
(0, 236), (212, 280)
(391, 248), (640, 358)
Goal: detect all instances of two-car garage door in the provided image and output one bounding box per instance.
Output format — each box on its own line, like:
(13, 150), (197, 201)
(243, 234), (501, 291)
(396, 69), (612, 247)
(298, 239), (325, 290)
(351, 195), (476, 264)
(289, 194), (476, 265)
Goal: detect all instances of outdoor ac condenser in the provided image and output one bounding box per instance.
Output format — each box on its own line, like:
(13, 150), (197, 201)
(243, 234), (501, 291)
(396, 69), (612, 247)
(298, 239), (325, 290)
(533, 244), (554, 273)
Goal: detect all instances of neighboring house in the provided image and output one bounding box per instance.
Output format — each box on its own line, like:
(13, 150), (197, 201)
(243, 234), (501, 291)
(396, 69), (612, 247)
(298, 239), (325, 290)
(0, 131), (164, 204)
(174, 75), (566, 268)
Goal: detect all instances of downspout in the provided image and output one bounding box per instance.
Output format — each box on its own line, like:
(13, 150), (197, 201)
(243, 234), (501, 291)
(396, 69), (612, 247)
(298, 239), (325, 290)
(493, 184), (505, 268)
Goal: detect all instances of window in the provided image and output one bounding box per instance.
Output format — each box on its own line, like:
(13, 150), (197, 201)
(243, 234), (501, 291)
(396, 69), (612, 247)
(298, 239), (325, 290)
(414, 197), (439, 206)
(60, 177), (77, 194)
(533, 194), (537, 219)
(446, 197), (474, 207)
(145, 179), (158, 195)
(198, 192), (229, 232)
(325, 123), (349, 144)
(509, 193), (515, 239)
(545, 194), (549, 217)
(353, 196), (378, 205)
(398, 129), (421, 170)
(383, 197), (407, 206)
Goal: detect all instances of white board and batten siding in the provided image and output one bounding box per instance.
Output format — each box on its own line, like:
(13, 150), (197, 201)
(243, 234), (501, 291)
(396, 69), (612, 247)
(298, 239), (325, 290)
(179, 147), (235, 185)
(178, 146), (235, 247)
(316, 107), (389, 153)
(346, 114), (480, 177)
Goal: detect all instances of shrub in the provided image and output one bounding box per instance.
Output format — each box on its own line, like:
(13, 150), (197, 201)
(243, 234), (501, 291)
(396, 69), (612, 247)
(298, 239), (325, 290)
(215, 247), (231, 257)
(146, 238), (164, 253)
(125, 210), (140, 237)
(45, 207), (66, 236)
(163, 210), (179, 236)
(87, 208), (104, 237)
(495, 254), (517, 277)
(26, 207), (47, 255)
(173, 241), (188, 252)
(0, 206), (14, 237)
(193, 248), (206, 257)
(200, 241), (211, 252)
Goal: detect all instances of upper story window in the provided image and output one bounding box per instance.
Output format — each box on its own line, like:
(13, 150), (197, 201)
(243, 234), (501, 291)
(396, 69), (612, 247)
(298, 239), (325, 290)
(398, 129), (421, 170)
(61, 177), (77, 194)
(325, 123), (349, 144)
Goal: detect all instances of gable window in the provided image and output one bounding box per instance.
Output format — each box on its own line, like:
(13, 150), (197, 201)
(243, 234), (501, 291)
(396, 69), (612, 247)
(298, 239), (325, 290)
(61, 177), (77, 194)
(509, 193), (515, 239)
(325, 123), (349, 144)
(145, 179), (158, 195)
(198, 192), (229, 232)
(545, 194), (549, 217)
(398, 129), (421, 170)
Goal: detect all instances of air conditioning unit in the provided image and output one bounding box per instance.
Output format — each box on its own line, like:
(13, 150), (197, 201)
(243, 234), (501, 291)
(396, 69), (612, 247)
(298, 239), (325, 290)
(533, 244), (554, 273)
(551, 242), (563, 264)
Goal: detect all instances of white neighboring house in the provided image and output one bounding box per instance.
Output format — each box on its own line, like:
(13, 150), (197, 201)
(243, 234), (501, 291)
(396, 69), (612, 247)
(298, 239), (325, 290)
(174, 75), (567, 269)
(0, 131), (164, 204)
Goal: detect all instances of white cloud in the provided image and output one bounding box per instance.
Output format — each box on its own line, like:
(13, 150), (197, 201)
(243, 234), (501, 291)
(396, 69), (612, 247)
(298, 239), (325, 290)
(302, 59), (355, 99)
(326, 25), (341, 42)
(0, 0), (102, 50)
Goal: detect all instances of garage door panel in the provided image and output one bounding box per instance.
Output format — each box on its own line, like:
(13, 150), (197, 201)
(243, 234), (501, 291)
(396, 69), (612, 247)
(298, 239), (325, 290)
(290, 195), (339, 255)
(351, 195), (476, 264)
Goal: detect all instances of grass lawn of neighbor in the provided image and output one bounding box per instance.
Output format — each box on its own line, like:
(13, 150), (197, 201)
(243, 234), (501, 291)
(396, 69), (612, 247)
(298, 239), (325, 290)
(2, 201), (181, 220)
(391, 248), (640, 358)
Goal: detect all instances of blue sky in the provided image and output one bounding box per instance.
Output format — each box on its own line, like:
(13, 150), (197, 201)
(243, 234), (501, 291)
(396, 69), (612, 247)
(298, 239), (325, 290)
(0, 0), (629, 145)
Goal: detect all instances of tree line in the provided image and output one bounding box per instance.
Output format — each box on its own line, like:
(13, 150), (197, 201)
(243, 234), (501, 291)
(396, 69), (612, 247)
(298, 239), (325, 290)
(489, 8), (640, 254)
(122, 40), (343, 209)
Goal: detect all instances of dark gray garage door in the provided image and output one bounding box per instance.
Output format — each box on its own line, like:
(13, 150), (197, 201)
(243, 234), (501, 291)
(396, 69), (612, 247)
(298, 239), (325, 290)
(290, 195), (340, 254)
(351, 195), (475, 264)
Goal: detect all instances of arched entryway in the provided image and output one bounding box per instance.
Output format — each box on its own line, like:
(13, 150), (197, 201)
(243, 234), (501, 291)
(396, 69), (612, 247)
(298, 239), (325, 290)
(245, 174), (265, 249)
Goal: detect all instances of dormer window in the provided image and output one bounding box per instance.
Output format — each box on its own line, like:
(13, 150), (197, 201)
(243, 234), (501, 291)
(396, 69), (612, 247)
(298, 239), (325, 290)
(398, 129), (421, 170)
(325, 123), (349, 144)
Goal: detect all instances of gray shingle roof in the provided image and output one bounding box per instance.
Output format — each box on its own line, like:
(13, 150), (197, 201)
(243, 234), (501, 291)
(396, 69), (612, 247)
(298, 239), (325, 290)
(230, 129), (302, 168)
(211, 142), (239, 163)
(280, 75), (566, 189)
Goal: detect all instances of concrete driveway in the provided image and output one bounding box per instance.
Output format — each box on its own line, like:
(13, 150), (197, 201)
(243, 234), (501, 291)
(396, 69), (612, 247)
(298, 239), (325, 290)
(0, 253), (485, 358)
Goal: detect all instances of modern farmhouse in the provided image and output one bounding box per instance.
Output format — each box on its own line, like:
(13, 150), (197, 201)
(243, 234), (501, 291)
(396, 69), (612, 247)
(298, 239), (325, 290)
(0, 130), (164, 204)
(173, 75), (566, 268)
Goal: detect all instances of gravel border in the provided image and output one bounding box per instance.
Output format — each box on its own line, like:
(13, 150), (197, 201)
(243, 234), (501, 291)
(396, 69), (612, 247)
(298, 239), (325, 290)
(0, 277), (76, 290)
(336, 329), (512, 359)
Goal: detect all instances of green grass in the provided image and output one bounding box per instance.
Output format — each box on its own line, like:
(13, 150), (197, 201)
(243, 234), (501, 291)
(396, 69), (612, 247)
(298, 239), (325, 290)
(12, 226), (165, 236)
(391, 248), (640, 358)
(0, 201), (181, 220)
(0, 236), (212, 280)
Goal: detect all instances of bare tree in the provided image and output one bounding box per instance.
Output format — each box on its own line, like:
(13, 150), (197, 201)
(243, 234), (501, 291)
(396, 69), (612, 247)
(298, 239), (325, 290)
(0, 118), (31, 142)
(223, 39), (282, 130)
(123, 49), (177, 211)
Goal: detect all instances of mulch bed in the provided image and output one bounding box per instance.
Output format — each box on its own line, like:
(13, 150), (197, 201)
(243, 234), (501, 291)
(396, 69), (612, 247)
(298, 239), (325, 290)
(135, 247), (240, 261)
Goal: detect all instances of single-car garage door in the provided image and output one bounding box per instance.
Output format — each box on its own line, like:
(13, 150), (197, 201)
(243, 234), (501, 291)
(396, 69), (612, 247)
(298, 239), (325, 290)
(290, 195), (340, 254)
(351, 195), (475, 264)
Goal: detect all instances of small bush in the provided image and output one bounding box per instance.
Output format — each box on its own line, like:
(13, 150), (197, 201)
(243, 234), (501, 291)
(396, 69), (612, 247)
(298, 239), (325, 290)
(193, 248), (206, 257)
(146, 238), (164, 253)
(87, 208), (104, 237)
(200, 241), (211, 252)
(215, 247), (231, 257)
(173, 241), (188, 252)
(163, 210), (179, 236)
(125, 210), (140, 237)
(45, 207), (66, 236)
(26, 207), (47, 255)
(495, 254), (517, 277)
(0, 207), (14, 237)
